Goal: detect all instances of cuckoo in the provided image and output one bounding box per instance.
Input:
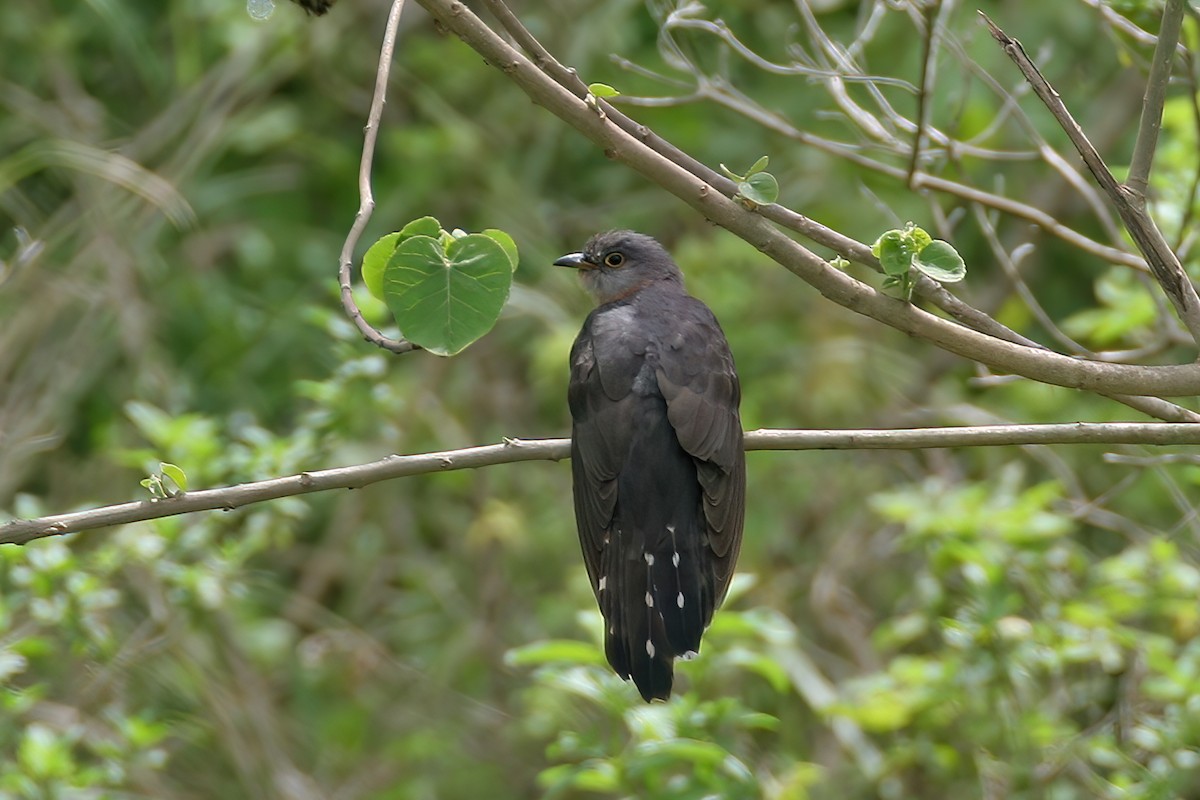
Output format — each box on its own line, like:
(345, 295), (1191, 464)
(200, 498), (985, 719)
(555, 230), (746, 701)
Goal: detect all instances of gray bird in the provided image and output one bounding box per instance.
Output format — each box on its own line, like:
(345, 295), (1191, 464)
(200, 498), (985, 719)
(555, 231), (746, 701)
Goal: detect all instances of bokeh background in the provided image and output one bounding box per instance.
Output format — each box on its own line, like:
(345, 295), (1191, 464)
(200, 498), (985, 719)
(4, 1), (1200, 797)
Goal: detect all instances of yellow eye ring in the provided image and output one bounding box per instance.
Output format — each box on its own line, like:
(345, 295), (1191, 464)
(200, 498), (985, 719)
(603, 252), (625, 268)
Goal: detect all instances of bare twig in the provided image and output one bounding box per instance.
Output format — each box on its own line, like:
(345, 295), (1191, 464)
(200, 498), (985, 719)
(336, 0), (418, 354)
(1080, 0), (1191, 55)
(1, 437), (570, 545)
(1175, 48), (1200, 245)
(982, 11), (1200, 346)
(8, 424), (1200, 545)
(907, 0), (951, 185)
(699, 80), (1150, 272)
(1127, 0), (1184, 197)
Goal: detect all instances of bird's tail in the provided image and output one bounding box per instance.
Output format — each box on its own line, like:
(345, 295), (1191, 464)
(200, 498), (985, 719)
(601, 524), (709, 702)
(601, 538), (673, 701)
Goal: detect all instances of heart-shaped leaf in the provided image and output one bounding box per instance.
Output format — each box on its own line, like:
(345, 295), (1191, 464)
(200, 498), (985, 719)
(913, 240), (966, 283)
(361, 216), (442, 300)
(738, 171), (779, 206)
(383, 234), (512, 356)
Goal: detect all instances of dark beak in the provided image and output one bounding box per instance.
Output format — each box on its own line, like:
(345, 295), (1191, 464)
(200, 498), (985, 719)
(554, 252), (595, 270)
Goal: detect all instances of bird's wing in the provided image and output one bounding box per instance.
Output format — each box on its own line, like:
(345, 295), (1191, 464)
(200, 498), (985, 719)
(567, 313), (641, 598)
(652, 299), (746, 600)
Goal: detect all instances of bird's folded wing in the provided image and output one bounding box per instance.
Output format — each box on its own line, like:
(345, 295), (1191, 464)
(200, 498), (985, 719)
(653, 304), (746, 576)
(568, 328), (628, 596)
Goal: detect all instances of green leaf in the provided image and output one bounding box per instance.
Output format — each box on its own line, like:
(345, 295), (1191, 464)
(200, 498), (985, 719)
(160, 462), (188, 493)
(382, 234), (512, 356)
(1062, 269), (1157, 345)
(748, 154), (769, 174)
(873, 230), (915, 276)
(636, 737), (732, 767)
(504, 639), (606, 667)
(738, 171), (779, 206)
(362, 217), (442, 300)
(722, 646), (791, 693)
(587, 82), (620, 98)
(19, 724), (73, 779)
(400, 216), (442, 240)
(913, 240), (966, 283)
(482, 228), (519, 272)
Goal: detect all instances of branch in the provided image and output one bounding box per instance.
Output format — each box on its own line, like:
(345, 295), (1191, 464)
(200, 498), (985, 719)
(1127, 0), (1185, 197)
(700, 79), (1148, 272)
(982, 11), (1200, 346)
(907, 0), (949, 186)
(336, 0), (418, 354)
(1, 437), (569, 546)
(417, 0), (1200, 396)
(7, 424), (1200, 545)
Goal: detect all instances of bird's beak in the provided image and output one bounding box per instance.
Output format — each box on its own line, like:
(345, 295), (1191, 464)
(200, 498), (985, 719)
(554, 252), (596, 270)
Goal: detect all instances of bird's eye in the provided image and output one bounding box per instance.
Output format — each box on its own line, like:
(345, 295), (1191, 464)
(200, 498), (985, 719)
(603, 252), (626, 268)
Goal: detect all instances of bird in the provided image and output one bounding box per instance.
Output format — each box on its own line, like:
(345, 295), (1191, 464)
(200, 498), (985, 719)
(555, 230), (746, 702)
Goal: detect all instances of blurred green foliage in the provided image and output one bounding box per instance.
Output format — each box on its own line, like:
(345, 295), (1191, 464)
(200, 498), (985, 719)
(3, 1), (1200, 798)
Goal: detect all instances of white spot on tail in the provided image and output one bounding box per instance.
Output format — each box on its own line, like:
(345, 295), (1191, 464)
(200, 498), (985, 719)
(598, 576), (607, 592)
(666, 524), (675, 534)
(677, 592), (685, 608)
(646, 639), (656, 657)
(644, 553), (655, 566)
(672, 551), (680, 567)
(645, 592), (654, 607)
(609, 625), (615, 634)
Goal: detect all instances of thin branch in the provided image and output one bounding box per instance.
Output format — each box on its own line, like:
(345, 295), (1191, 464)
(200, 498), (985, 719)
(1098, 393), (1200, 423)
(970, 206), (1091, 355)
(1128, 0), (1185, 197)
(982, 11), (1200, 346)
(1080, 0), (1191, 55)
(1175, 47), (1200, 246)
(336, 0), (418, 354)
(698, 80), (1150, 272)
(965, 205), (1197, 419)
(8, 424), (1200, 545)
(907, 0), (948, 185)
(0, 437), (569, 546)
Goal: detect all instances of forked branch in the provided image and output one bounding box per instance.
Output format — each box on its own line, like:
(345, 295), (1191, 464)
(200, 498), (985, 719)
(982, 9), (1200, 347)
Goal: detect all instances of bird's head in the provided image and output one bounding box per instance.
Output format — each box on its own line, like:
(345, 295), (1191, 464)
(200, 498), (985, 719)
(554, 230), (683, 305)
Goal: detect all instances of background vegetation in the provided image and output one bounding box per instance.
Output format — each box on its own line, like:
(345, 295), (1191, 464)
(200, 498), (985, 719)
(3, 0), (1200, 797)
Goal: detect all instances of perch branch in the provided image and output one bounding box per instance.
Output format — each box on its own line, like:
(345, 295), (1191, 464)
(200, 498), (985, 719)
(7, 424), (1200, 545)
